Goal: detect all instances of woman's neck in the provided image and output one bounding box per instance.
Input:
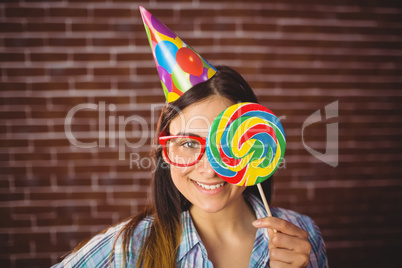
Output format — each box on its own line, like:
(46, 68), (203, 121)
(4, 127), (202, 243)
(189, 194), (257, 241)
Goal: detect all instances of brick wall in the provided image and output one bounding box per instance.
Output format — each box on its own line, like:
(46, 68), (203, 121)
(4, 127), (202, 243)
(1, 1), (401, 267)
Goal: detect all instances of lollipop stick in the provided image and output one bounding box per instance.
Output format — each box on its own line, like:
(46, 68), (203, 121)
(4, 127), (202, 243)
(257, 183), (277, 233)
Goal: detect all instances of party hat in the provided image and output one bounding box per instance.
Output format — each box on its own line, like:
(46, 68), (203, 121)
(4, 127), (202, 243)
(139, 6), (217, 102)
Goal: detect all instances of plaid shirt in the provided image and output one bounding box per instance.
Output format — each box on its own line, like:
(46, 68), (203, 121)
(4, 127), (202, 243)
(53, 194), (328, 267)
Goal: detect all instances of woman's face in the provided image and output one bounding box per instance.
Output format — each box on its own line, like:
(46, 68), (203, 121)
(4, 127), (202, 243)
(168, 95), (247, 214)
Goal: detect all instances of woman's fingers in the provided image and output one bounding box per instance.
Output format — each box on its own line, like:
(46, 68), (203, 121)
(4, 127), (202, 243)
(253, 217), (308, 239)
(269, 260), (291, 268)
(268, 231), (311, 254)
(270, 248), (310, 267)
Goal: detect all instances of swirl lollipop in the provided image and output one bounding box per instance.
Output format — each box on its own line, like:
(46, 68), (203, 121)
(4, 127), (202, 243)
(206, 102), (286, 186)
(206, 102), (286, 221)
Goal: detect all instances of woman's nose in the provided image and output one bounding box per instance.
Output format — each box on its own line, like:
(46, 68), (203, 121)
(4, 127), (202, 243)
(196, 152), (217, 178)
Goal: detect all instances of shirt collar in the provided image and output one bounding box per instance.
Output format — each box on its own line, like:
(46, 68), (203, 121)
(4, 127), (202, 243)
(177, 209), (206, 262)
(176, 193), (269, 262)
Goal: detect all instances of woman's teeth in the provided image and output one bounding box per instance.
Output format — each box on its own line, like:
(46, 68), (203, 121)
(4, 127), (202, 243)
(195, 181), (225, 190)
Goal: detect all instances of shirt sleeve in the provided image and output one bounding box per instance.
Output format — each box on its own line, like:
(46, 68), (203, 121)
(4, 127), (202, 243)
(300, 215), (329, 268)
(51, 220), (134, 268)
(51, 229), (119, 268)
(51, 218), (153, 268)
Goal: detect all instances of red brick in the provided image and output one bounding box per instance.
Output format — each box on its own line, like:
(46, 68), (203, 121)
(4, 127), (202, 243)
(97, 204), (131, 214)
(49, 38), (86, 47)
(70, 191), (107, 200)
(6, 67), (45, 77)
(33, 139), (71, 148)
(31, 81), (69, 91)
(14, 153), (51, 161)
(117, 80), (159, 90)
(4, 37), (44, 47)
(75, 81), (111, 90)
(71, 23), (110, 32)
(11, 125), (48, 133)
(26, 22), (66, 32)
(0, 82), (27, 91)
(0, 22), (23, 32)
(37, 217), (74, 227)
(242, 23), (277, 32)
(93, 96), (130, 104)
(0, 259), (10, 268)
(55, 231), (92, 251)
(112, 191), (147, 199)
(52, 96), (88, 105)
(65, 108), (97, 119)
(0, 240), (30, 254)
(49, 7), (88, 17)
(135, 94), (165, 103)
(13, 206), (53, 215)
(115, 52), (150, 61)
(0, 52), (25, 62)
(179, 9), (214, 18)
(30, 52), (67, 62)
(0, 139), (29, 148)
(0, 111), (26, 119)
(338, 11), (402, 22)
(75, 165), (110, 173)
(5, 7), (45, 17)
(92, 37), (130, 47)
(73, 52), (110, 61)
(4, 97), (47, 105)
(57, 152), (93, 160)
(74, 216), (113, 226)
(16, 258), (52, 267)
(93, 8), (132, 18)
(54, 123), (92, 133)
(30, 192), (70, 201)
(111, 23), (142, 33)
(14, 233), (51, 246)
(55, 205), (91, 216)
(133, 36), (149, 46)
(48, 67), (87, 77)
(32, 164), (68, 175)
(0, 154), (10, 162)
(201, 23), (237, 32)
(99, 177), (144, 186)
(31, 110), (68, 119)
(0, 192), (25, 202)
(136, 67), (158, 76)
(223, 8), (260, 17)
(56, 176), (92, 186)
(93, 67), (130, 76)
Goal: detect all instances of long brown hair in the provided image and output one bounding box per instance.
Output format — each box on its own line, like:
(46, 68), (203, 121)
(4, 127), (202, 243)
(74, 66), (273, 267)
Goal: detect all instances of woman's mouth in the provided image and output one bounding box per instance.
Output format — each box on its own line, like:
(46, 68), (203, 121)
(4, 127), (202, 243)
(191, 179), (227, 195)
(195, 181), (226, 190)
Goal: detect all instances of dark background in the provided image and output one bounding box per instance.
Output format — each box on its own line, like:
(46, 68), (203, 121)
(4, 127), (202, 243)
(1, 0), (401, 267)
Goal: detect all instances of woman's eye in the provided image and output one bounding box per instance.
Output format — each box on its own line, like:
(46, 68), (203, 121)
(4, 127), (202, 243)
(182, 141), (198, 149)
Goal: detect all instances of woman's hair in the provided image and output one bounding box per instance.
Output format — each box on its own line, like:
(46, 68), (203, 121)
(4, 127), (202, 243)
(73, 66), (273, 267)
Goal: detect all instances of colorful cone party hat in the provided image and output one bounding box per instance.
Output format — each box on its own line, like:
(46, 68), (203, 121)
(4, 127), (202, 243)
(139, 6), (217, 102)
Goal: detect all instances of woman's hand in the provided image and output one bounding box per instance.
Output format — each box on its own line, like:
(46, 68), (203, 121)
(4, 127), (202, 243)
(253, 217), (312, 268)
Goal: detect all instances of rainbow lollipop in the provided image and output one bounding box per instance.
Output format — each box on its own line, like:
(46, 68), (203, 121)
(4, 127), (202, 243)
(206, 102), (286, 186)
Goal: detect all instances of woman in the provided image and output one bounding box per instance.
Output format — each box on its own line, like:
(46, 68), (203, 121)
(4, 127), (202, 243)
(53, 66), (328, 268)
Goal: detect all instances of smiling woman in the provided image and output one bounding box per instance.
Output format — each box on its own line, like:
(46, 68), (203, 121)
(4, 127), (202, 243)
(52, 66), (327, 268)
